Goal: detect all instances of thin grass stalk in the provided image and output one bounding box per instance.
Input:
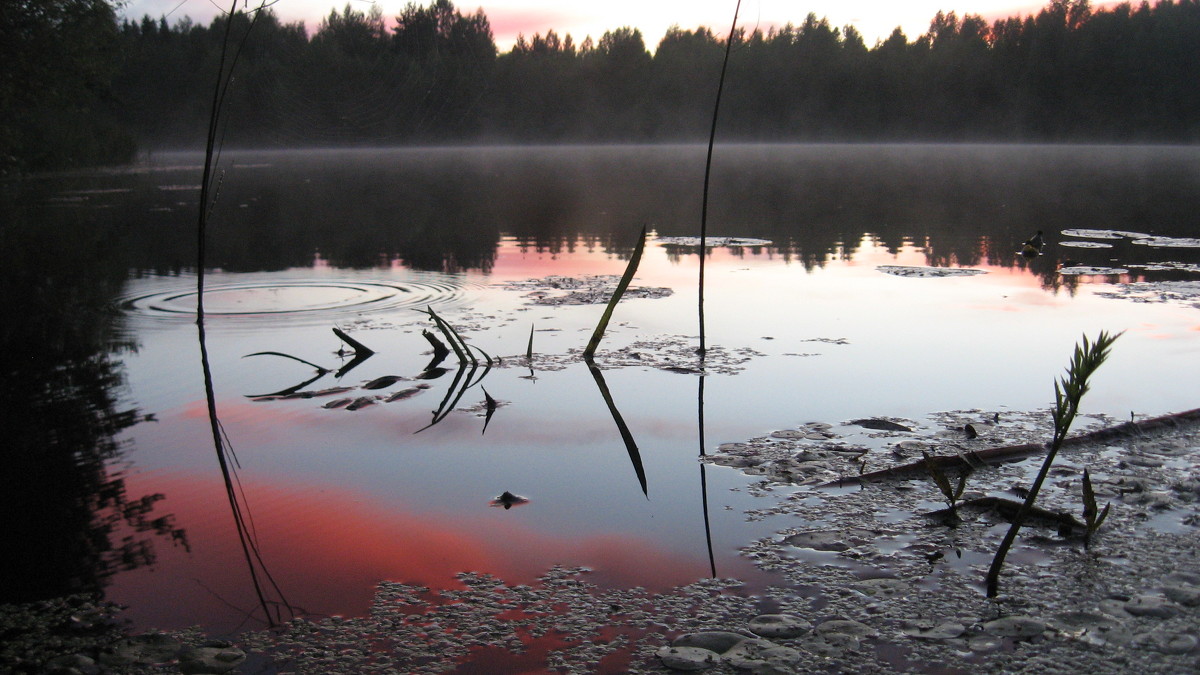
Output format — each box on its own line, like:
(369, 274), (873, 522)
(583, 226), (646, 361)
(698, 0), (743, 356)
(985, 331), (1119, 597)
(195, 1), (292, 627)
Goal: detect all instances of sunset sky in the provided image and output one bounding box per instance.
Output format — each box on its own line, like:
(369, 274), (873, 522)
(123, 0), (1048, 51)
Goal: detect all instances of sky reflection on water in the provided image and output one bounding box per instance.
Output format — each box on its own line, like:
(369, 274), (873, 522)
(8, 144), (1199, 635)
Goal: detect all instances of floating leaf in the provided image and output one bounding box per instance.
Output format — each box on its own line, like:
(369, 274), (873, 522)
(363, 375), (406, 390)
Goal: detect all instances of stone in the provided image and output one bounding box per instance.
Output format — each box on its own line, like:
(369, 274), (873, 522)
(179, 646), (247, 674)
(747, 614), (811, 639)
(722, 638), (801, 670)
(656, 645), (720, 671)
(982, 616), (1046, 638)
(672, 631), (751, 654)
(1163, 584), (1200, 607)
(815, 619), (876, 638)
(1132, 631), (1198, 655)
(853, 578), (908, 598)
(902, 621), (965, 640)
(1124, 595), (1177, 619)
(98, 634), (181, 666)
(783, 530), (874, 552)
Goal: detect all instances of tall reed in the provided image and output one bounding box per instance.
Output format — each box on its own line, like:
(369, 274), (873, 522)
(698, 0), (742, 355)
(194, 0), (292, 626)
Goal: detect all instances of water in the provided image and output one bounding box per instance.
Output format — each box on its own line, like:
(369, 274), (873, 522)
(5, 144), (1199, 638)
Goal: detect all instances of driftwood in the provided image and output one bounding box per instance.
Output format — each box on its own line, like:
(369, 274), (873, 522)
(820, 407), (1200, 488)
(925, 497), (1086, 535)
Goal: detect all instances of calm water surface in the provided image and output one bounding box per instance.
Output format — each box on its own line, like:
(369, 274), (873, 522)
(5, 144), (1199, 638)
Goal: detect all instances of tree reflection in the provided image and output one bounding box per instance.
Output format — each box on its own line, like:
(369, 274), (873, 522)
(0, 191), (185, 604)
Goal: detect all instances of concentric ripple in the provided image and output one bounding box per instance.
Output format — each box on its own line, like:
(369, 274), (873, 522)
(119, 278), (478, 324)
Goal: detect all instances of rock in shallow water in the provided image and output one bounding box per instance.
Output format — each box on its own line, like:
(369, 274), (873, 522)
(179, 645), (247, 674)
(982, 616), (1046, 638)
(656, 645), (720, 671)
(672, 631), (751, 654)
(722, 638), (802, 670)
(1124, 595), (1178, 619)
(747, 614), (811, 639)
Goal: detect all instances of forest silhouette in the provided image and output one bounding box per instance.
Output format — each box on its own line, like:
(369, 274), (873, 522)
(4, 0), (1199, 171)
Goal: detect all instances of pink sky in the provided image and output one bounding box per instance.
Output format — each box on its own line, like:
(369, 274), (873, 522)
(124, 0), (1049, 50)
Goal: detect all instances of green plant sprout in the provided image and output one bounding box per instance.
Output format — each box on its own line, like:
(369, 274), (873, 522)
(986, 330), (1121, 597)
(1080, 467), (1112, 549)
(923, 451), (973, 522)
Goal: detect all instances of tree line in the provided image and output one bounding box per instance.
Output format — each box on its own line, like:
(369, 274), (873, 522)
(4, 0), (1199, 171)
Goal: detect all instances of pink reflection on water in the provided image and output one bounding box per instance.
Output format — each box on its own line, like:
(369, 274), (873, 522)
(106, 470), (723, 633)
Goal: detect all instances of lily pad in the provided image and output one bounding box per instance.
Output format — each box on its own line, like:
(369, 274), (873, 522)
(655, 236), (772, 248)
(1061, 228), (1125, 239)
(1131, 236), (1200, 248)
(1059, 266), (1129, 276)
(876, 265), (987, 278)
(1059, 240), (1113, 249)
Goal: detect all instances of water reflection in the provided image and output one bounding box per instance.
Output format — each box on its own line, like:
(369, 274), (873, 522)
(11, 143), (1200, 636)
(38, 144), (1200, 283)
(0, 191), (185, 604)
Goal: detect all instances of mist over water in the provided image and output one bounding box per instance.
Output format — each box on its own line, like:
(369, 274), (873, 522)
(6, 143), (1200, 637)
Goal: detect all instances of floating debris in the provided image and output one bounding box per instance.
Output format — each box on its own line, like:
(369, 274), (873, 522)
(500, 275), (672, 306)
(1095, 281), (1200, 308)
(850, 418), (913, 432)
(384, 385), (430, 402)
(655, 236), (773, 248)
(1131, 236), (1200, 248)
(876, 265), (987, 278)
(1059, 240), (1114, 249)
(489, 491), (529, 509)
(1128, 262), (1200, 274)
(362, 375), (407, 390)
(1059, 266), (1129, 276)
(1061, 228), (1153, 239)
(345, 397), (377, 411)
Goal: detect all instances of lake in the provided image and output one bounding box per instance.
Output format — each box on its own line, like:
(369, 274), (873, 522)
(5, 143), (1199, 644)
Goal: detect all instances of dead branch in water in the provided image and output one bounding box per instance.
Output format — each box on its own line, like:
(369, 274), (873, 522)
(820, 406), (1200, 488)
